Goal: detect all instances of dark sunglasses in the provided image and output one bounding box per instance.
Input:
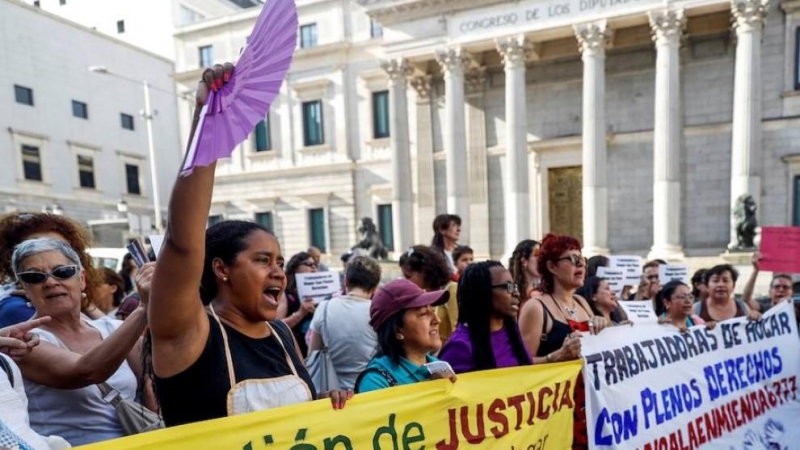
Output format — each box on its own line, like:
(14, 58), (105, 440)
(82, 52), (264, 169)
(17, 265), (79, 284)
(555, 254), (585, 267)
(492, 281), (520, 295)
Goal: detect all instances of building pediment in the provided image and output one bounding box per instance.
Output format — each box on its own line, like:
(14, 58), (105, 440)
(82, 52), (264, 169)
(359, 0), (512, 26)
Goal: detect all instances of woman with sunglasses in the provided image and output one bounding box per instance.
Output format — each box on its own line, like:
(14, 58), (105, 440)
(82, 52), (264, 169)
(438, 261), (531, 373)
(0, 212), (105, 325)
(657, 280), (710, 332)
(278, 252), (319, 357)
(10, 238), (154, 446)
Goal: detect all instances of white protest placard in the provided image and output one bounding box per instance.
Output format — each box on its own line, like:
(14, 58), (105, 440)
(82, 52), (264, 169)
(148, 235), (164, 260)
(617, 300), (658, 324)
(609, 255), (643, 285)
(581, 302), (800, 449)
(658, 264), (690, 285)
(596, 267), (625, 294)
(296, 272), (341, 304)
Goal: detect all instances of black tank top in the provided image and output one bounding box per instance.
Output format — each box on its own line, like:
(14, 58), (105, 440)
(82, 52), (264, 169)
(154, 314), (316, 427)
(536, 297), (592, 357)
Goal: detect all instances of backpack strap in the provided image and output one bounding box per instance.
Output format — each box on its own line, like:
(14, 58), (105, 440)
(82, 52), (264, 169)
(355, 365), (399, 391)
(0, 355), (14, 388)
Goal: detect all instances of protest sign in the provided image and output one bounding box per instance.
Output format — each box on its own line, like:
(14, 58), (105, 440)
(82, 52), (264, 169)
(759, 226), (800, 274)
(609, 255), (643, 285)
(658, 264), (689, 285)
(617, 301), (658, 325)
(77, 361), (582, 450)
(582, 301), (800, 450)
(296, 272), (342, 303)
(596, 267), (625, 294)
(148, 235), (164, 260)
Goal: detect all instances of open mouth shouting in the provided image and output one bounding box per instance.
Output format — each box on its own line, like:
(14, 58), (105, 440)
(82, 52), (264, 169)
(262, 286), (282, 307)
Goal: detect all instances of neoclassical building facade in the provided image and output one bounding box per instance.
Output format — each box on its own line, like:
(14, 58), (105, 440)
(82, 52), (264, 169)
(173, 0), (800, 263)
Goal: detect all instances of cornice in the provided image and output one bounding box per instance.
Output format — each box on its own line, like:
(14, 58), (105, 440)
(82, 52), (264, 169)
(358, 0), (512, 26)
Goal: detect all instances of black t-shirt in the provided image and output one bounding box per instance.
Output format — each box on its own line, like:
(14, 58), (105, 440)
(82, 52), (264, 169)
(154, 314), (316, 427)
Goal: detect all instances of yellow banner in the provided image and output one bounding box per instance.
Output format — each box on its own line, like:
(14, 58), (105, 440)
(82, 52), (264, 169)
(77, 361), (581, 450)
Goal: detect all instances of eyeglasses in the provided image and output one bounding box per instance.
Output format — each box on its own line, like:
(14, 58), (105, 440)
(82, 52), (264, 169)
(492, 281), (520, 295)
(672, 294), (695, 303)
(17, 265), (79, 284)
(772, 284), (792, 290)
(555, 254), (585, 267)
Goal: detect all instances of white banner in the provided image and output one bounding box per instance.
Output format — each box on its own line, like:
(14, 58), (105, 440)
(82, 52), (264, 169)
(582, 301), (800, 449)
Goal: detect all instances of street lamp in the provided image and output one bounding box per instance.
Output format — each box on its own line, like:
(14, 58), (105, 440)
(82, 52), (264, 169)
(89, 65), (163, 234)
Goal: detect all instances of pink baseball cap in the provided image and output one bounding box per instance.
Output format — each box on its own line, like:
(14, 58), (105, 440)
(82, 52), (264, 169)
(369, 279), (449, 330)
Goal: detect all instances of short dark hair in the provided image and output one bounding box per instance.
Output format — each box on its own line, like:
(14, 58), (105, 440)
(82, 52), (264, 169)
(285, 252), (313, 297)
(452, 245), (473, 262)
(771, 274), (793, 287)
(643, 260), (661, 271)
(657, 280), (689, 313)
(345, 256), (381, 291)
(100, 267), (125, 307)
(200, 220), (275, 305)
(704, 264), (739, 284)
(586, 255), (609, 278)
(374, 310), (407, 364)
(399, 245), (451, 290)
(577, 276), (624, 323)
(431, 214), (461, 249)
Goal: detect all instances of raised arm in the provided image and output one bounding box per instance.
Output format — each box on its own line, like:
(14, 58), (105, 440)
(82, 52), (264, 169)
(149, 64), (233, 378)
(742, 252), (761, 312)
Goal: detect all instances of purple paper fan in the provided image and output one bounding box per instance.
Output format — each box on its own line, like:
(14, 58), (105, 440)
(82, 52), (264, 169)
(181, 0), (298, 176)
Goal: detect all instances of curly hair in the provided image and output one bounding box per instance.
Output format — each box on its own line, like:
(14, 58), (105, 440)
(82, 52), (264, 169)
(508, 239), (539, 302)
(0, 212), (98, 309)
(200, 220), (274, 305)
(399, 245), (451, 291)
(537, 233), (582, 294)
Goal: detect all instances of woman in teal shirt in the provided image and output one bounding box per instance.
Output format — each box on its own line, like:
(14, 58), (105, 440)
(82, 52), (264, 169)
(356, 279), (456, 392)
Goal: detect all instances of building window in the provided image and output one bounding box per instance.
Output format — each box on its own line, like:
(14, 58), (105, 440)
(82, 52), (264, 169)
(309, 208), (326, 252)
(255, 211), (273, 231)
(795, 27), (800, 90)
(117, 20), (125, 33)
(77, 155), (95, 189)
(300, 24), (318, 48)
(21, 145), (42, 181)
(121, 113), (135, 130)
(60, 0), (66, 5)
(180, 5), (205, 25)
(372, 91), (390, 139)
(125, 163), (141, 195)
(302, 101), (324, 146)
(377, 204), (394, 251)
(208, 215), (224, 228)
(793, 175), (800, 226)
(14, 85), (33, 106)
(254, 116), (271, 152)
(72, 100), (88, 119)
(370, 19), (383, 39)
(199, 45), (213, 68)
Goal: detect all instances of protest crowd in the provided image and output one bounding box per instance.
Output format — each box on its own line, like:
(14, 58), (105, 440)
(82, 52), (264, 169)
(0, 64), (798, 450)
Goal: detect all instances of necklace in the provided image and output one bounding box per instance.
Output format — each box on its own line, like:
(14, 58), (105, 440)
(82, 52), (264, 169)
(550, 294), (577, 318)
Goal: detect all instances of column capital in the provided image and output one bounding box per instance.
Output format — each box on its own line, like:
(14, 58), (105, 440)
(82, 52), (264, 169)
(435, 47), (472, 74)
(732, 0), (769, 32)
(574, 20), (613, 56)
(496, 35), (531, 68)
(648, 9), (686, 44)
(380, 58), (413, 84)
(410, 75), (433, 100)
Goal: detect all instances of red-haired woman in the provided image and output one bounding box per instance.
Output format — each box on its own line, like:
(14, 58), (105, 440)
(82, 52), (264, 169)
(518, 233), (612, 450)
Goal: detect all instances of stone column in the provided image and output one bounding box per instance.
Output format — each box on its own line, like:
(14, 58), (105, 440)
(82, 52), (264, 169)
(465, 67), (491, 258)
(729, 0), (768, 249)
(381, 59), (414, 252)
(496, 35), (531, 259)
(648, 9), (686, 260)
(574, 22), (611, 256)
(436, 47), (471, 243)
(411, 75), (437, 246)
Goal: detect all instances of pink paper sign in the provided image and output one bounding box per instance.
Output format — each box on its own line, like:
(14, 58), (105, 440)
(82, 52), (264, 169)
(760, 226), (800, 273)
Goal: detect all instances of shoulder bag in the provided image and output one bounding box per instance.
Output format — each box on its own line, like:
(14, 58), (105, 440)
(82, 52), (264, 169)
(306, 301), (341, 395)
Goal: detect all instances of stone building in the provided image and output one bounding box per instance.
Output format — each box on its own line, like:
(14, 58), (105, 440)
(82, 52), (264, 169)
(174, 0), (800, 263)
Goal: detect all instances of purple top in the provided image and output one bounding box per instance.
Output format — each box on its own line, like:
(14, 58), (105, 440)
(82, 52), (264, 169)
(438, 324), (532, 374)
